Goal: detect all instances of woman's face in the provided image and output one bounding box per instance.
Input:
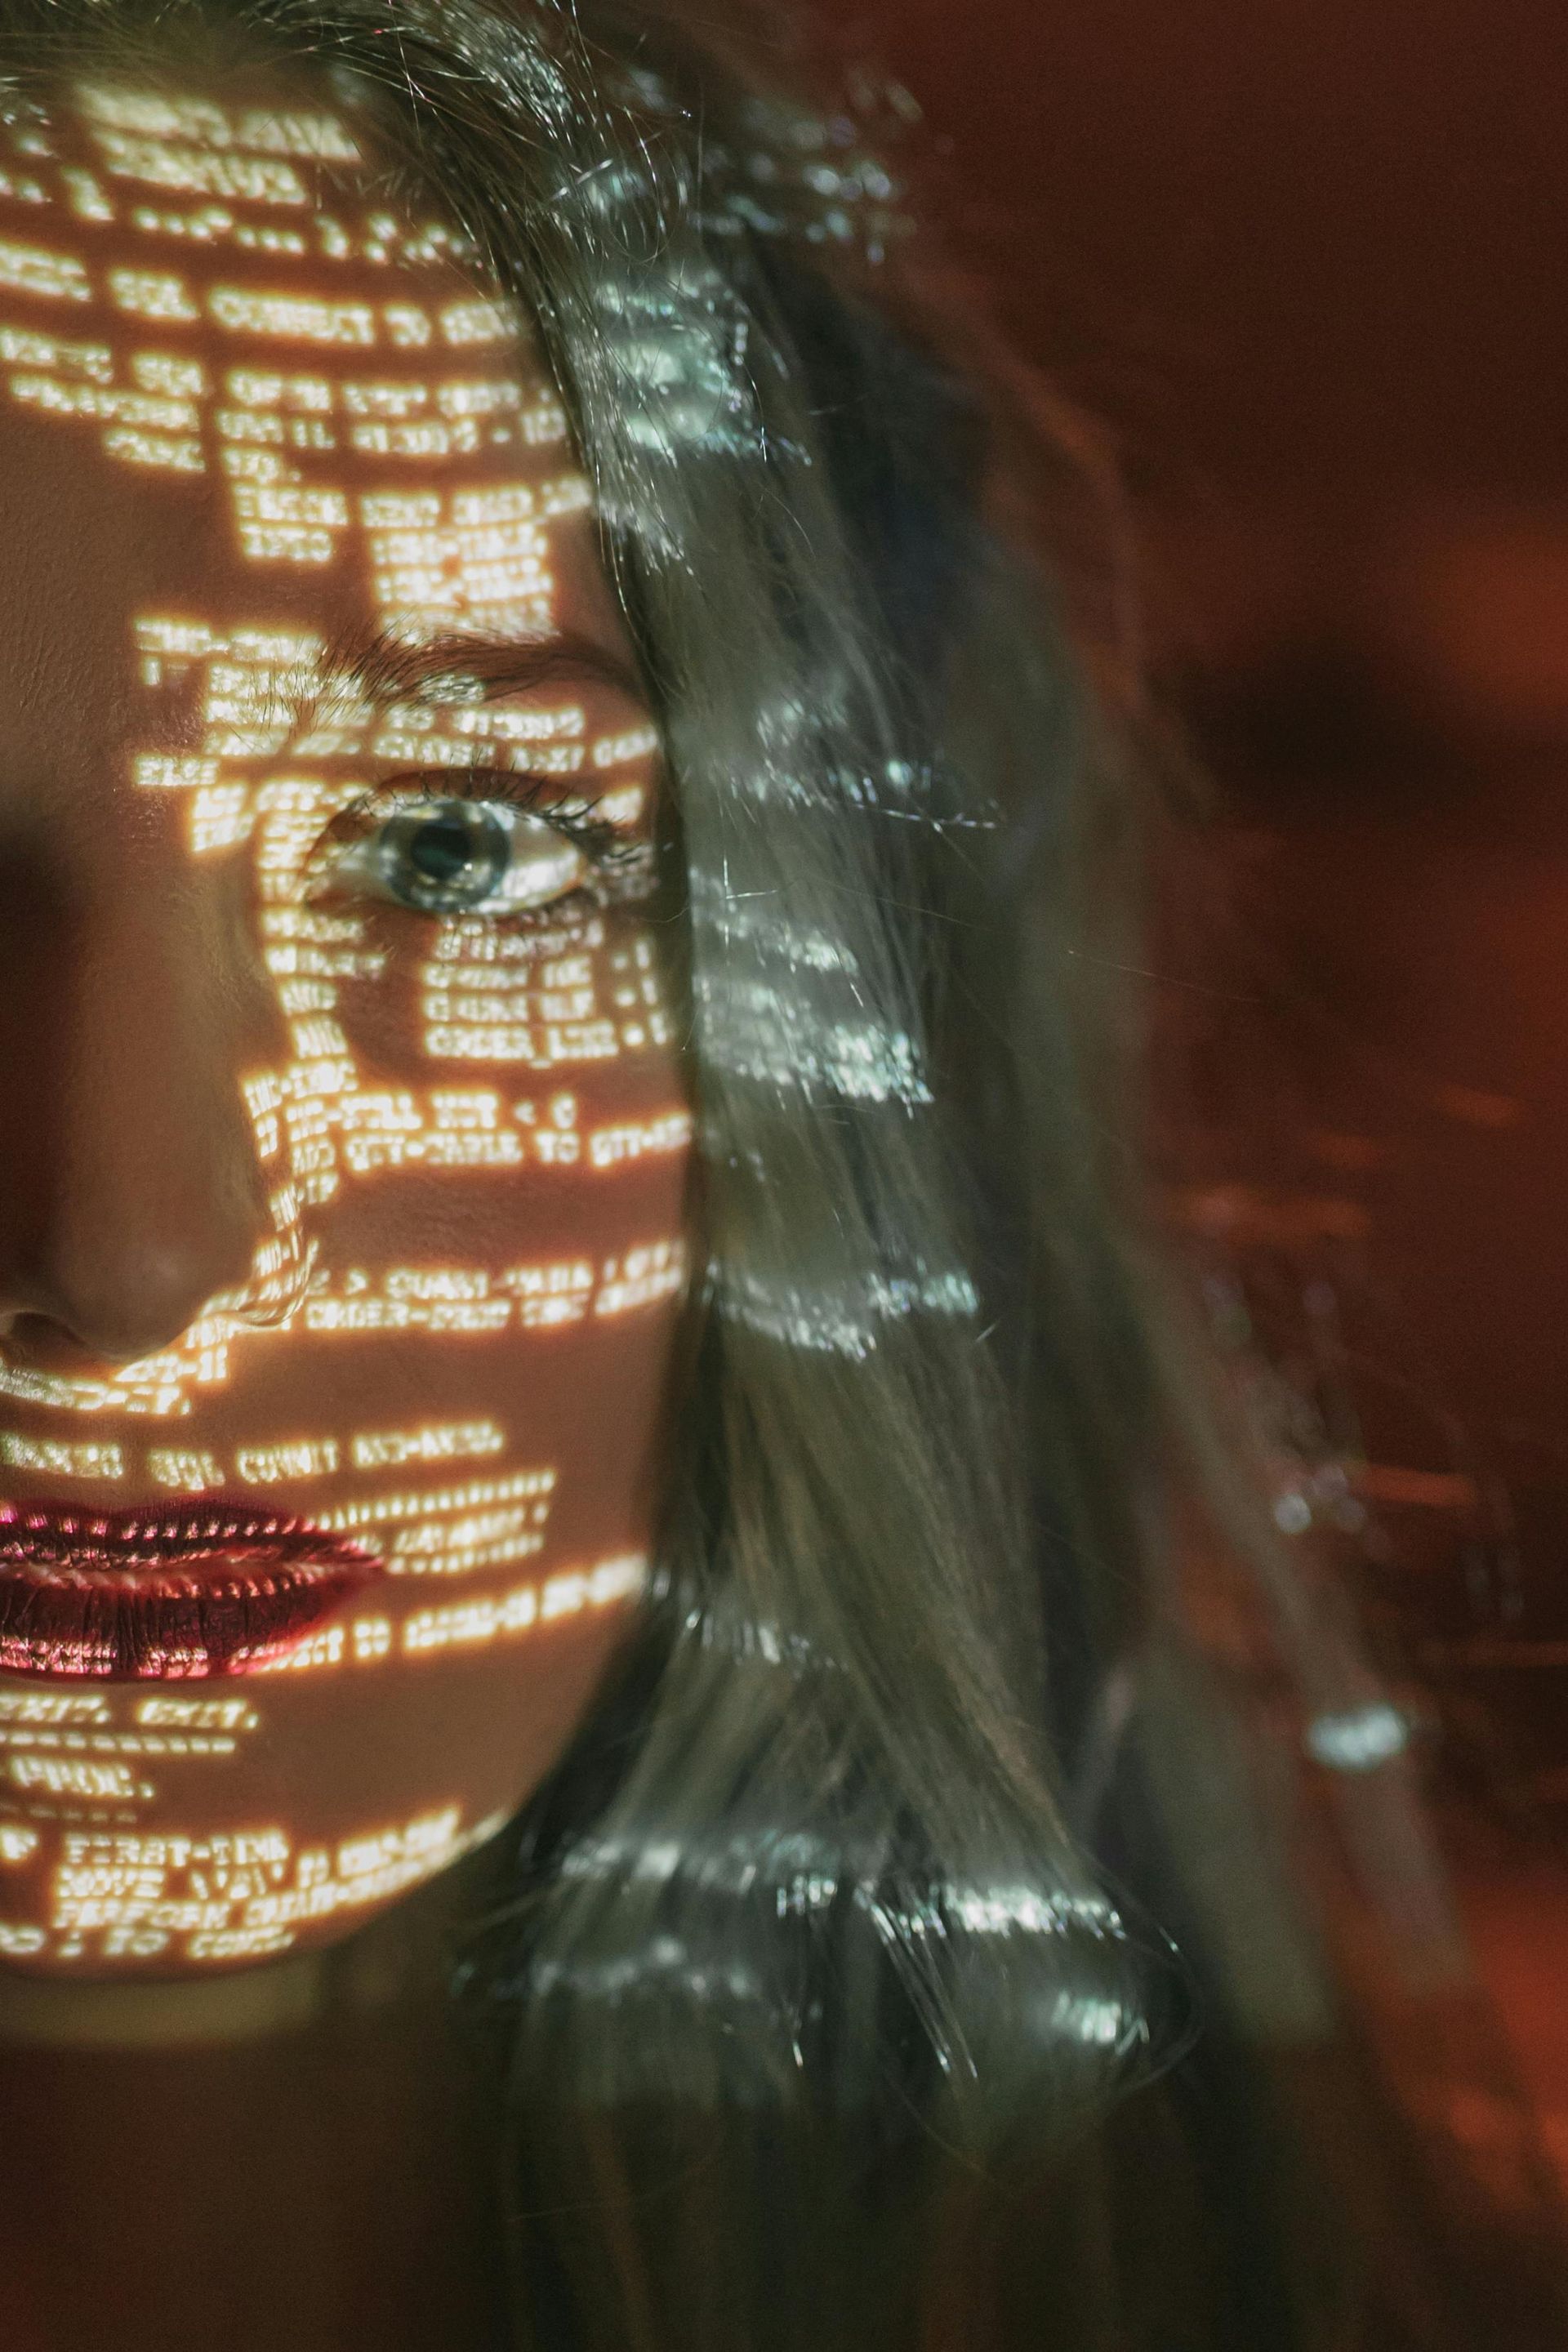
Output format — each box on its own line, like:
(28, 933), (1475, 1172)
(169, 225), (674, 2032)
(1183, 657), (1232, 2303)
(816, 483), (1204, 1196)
(0, 78), (691, 1976)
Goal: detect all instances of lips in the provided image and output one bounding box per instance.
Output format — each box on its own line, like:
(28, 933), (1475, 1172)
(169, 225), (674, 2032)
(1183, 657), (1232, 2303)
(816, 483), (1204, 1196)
(0, 1503), (382, 1681)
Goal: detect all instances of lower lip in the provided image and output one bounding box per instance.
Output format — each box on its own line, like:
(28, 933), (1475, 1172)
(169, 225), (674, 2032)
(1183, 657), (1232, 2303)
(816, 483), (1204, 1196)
(0, 1508), (382, 1681)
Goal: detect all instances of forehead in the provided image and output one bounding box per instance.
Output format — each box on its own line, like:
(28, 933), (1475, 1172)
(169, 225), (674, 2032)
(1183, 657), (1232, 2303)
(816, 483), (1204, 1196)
(0, 74), (614, 691)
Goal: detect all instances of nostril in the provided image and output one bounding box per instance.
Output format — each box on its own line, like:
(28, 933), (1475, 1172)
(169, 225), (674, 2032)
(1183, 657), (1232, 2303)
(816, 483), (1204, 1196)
(0, 1312), (104, 1375)
(0, 1233), (259, 1368)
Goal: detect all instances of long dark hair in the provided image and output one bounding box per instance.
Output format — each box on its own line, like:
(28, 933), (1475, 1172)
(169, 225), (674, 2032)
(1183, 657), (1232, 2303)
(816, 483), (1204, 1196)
(2, 7), (1561, 2348)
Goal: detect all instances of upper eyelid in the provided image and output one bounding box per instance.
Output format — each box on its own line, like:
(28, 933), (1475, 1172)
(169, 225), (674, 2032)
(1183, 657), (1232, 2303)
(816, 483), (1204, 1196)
(375, 767), (610, 822)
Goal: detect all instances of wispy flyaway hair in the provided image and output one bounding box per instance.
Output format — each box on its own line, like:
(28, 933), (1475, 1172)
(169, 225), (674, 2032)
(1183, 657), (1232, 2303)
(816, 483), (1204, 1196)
(0, 6), (1247, 2345)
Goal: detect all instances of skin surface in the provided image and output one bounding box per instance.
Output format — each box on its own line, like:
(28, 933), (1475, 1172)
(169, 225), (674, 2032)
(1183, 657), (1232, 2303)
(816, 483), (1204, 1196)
(0, 72), (691, 1985)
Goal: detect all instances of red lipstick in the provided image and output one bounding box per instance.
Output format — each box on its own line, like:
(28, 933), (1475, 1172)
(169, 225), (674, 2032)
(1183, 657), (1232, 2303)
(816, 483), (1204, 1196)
(0, 1503), (381, 1681)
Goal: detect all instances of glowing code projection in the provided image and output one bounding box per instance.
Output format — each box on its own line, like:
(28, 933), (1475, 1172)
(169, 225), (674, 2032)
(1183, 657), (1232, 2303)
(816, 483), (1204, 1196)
(0, 1550), (648, 1966)
(0, 79), (691, 1417)
(9, 1806), (496, 1967)
(0, 78), (694, 1972)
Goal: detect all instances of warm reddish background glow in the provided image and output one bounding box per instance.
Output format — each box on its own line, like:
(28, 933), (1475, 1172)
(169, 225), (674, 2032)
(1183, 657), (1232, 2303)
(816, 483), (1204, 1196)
(880, 0), (1568, 492)
(871, 0), (1568, 2207)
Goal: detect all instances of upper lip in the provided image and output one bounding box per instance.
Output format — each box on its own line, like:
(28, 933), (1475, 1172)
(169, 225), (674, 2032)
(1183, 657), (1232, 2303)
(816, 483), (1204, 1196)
(0, 1500), (377, 1582)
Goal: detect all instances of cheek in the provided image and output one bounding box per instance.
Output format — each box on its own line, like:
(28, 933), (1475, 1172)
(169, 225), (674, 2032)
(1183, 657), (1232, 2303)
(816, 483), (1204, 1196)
(265, 892), (693, 1374)
(213, 871), (696, 1613)
(194, 876), (695, 1550)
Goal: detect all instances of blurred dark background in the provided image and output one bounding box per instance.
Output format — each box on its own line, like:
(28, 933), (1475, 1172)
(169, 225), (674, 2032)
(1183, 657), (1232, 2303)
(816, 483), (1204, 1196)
(861, 0), (1568, 2191)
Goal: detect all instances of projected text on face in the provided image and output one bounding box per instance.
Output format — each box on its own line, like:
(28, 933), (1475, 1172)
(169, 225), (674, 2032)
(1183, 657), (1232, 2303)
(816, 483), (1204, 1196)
(0, 80), (693, 1973)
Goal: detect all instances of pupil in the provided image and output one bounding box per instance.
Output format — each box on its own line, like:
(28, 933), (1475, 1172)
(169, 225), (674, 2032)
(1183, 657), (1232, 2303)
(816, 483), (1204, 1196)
(410, 815), (474, 884)
(388, 802), (509, 911)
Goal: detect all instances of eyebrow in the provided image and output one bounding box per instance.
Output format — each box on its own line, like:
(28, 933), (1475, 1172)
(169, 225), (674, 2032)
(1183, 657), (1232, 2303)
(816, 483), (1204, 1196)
(313, 624), (644, 713)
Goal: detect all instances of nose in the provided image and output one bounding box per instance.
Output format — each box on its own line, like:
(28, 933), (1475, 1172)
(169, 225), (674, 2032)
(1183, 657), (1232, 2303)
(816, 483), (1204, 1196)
(0, 852), (274, 1366)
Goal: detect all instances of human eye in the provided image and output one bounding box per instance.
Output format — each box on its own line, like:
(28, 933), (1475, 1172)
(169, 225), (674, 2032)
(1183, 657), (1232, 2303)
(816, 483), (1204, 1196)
(306, 774), (612, 920)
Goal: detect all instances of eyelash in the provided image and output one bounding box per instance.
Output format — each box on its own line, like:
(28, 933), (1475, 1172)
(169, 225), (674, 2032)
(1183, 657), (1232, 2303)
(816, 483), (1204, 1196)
(350, 768), (622, 859)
